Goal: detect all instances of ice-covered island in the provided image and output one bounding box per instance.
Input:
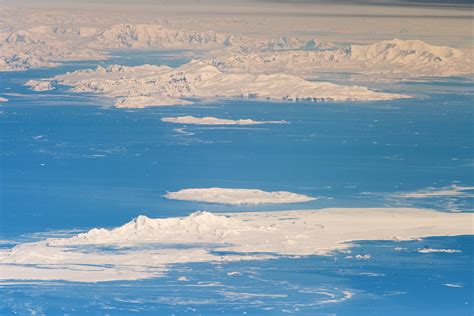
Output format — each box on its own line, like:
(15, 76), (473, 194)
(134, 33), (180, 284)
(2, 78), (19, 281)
(2, 19), (472, 80)
(1, 3), (474, 315)
(35, 60), (409, 108)
(164, 188), (316, 204)
(11, 28), (473, 108)
(0, 207), (472, 282)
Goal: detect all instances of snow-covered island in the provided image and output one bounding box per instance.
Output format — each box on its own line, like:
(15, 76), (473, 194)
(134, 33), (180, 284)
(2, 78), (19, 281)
(7, 11), (471, 108)
(164, 188), (316, 204)
(1, 7), (471, 81)
(37, 60), (408, 108)
(2, 6), (472, 106)
(0, 207), (472, 282)
(2, 17), (471, 80)
(0, 20), (306, 72)
(25, 80), (55, 92)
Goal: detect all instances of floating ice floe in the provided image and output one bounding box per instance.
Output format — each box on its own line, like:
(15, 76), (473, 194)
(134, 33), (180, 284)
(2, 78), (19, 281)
(177, 276), (190, 282)
(164, 188), (316, 205)
(417, 248), (461, 254)
(161, 116), (287, 125)
(398, 185), (474, 198)
(345, 254), (371, 260)
(0, 208), (472, 282)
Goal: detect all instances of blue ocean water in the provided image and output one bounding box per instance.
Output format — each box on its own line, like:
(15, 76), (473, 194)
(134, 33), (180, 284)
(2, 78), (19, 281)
(0, 53), (473, 315)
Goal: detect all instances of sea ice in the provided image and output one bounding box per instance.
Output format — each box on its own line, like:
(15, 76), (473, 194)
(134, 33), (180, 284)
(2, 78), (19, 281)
(417, 248), (461, 254)
(398, 185), (474, 198)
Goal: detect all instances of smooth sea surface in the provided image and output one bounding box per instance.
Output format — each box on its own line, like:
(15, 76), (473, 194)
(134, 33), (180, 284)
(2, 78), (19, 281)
(0, 52), (473, 315)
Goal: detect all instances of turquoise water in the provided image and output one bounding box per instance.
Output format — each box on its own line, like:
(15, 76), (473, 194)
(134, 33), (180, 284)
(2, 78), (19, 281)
(0, 53), (473, 315)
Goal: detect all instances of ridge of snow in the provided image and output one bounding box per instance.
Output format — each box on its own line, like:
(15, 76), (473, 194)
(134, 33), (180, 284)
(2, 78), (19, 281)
(209, 39), (472, 78)
(2, 14), (470, 81)
(0, 22), (309, 72)
(0, 28), (106, 72)
(49, 211), (250, 246)
(90, 24), (226, 50)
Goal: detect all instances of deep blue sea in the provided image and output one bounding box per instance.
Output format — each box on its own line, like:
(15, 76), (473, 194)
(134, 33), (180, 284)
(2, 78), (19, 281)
(0, 52), (473, 315)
